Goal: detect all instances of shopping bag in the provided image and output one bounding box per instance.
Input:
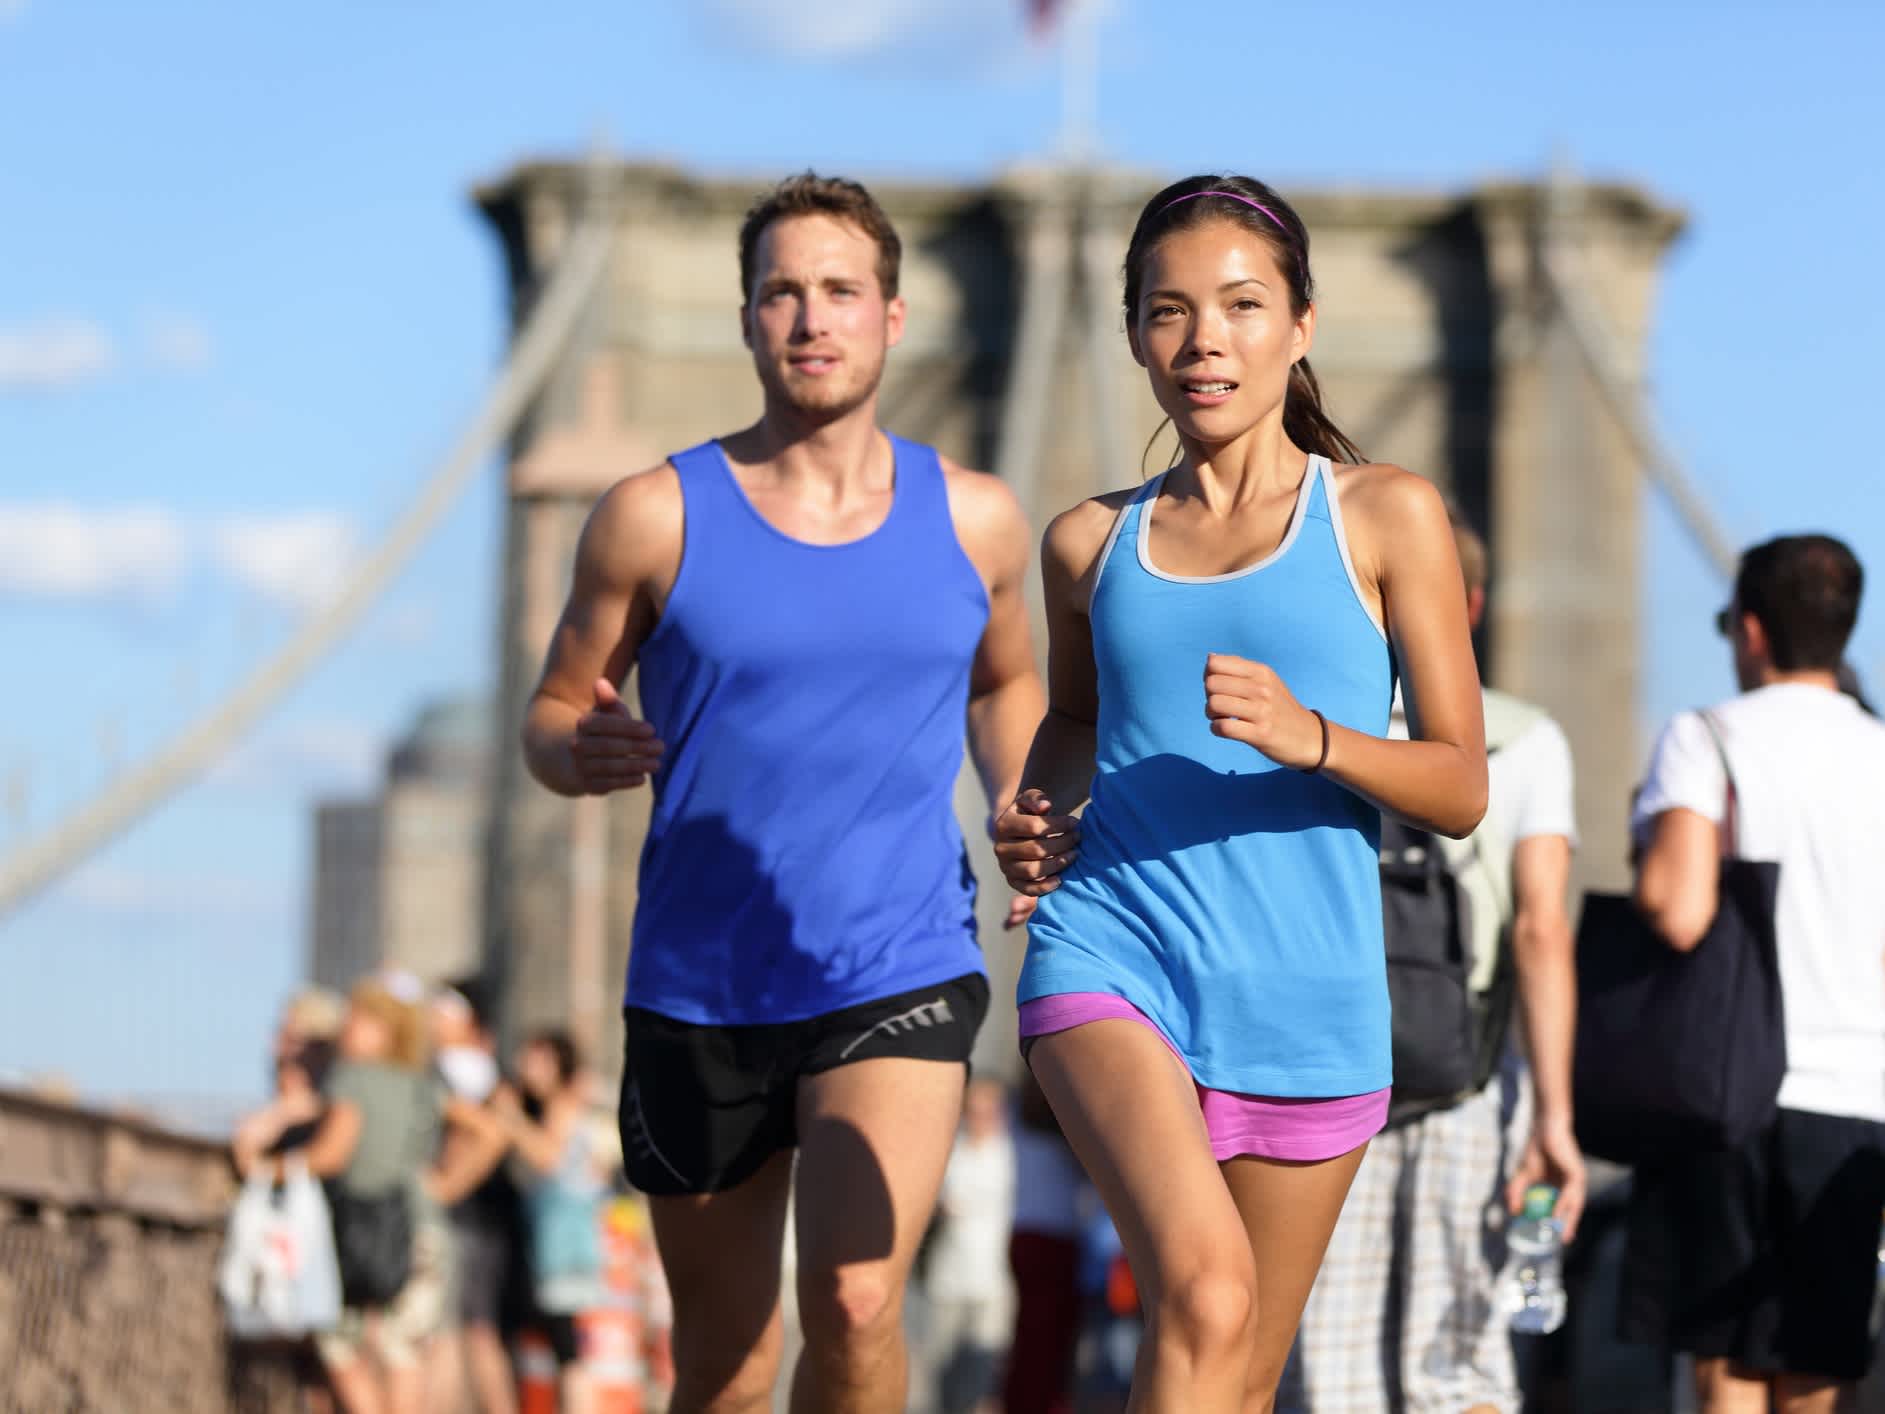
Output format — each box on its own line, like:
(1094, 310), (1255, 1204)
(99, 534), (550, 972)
(218, 1158), (343, 1337)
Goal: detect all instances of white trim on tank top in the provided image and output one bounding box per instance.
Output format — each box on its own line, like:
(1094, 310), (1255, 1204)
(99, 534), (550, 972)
(1087, 455), (1388, 643)
(1085, 482), (1150, 616)
(1315, 457), (1389, 642)
(1133, 454), (1323, 584)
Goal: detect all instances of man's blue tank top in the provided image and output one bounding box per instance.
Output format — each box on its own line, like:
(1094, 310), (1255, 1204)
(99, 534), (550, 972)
(628, 435), (989, 1025)
(1019, 457), (1396, 1097)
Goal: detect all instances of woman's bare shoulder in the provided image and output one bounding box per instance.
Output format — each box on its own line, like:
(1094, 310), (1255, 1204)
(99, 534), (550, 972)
(1331, 461), (1448, 528)
(1043, 487), (1142, 577)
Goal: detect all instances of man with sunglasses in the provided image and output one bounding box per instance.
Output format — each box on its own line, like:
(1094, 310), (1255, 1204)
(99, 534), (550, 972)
(1628, 534), (1885, 1413)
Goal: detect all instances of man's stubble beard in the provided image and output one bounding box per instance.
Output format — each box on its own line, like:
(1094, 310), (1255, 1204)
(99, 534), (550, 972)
(760, 352), (886, 425)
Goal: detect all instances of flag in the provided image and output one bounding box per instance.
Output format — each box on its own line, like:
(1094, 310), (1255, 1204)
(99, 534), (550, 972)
(1029, 0), (1069, 36)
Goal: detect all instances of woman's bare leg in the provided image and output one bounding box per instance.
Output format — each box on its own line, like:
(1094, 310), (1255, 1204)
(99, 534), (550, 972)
(1028, 1020), (1256, 1413)
(1219, 1146), (1368, 1412)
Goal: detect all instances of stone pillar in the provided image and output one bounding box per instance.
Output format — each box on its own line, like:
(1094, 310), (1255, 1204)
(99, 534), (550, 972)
(1478, 184), (1685, 892)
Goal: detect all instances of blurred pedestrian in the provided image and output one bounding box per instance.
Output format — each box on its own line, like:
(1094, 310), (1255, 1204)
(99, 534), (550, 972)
(291, 977), (453, 1414)
(1002, 1068), (1085, 1414)
(425, 978), (522, 1414)
(499, 1029), (608, 1414)
(924, 1077), (1014, 1414)
(233, 1032), (337, 1179)
(232, 998), (343, 1414)
(272, 985), (346, 1072)
(1285, 509), (1585, 1413)
(1628, 534), (1885, 1412)
(997, 174), (1486, 1409)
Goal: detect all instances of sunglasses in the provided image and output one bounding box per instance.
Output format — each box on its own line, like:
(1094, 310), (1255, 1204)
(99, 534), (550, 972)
(1715, 606), (1736, 638)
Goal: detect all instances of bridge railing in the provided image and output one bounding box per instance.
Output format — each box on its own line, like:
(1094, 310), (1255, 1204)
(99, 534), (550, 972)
(0, 1087), (298, 1414)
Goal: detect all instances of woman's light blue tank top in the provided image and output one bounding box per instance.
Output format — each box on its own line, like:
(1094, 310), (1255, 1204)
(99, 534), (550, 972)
(1019, 457), (1396, 1097)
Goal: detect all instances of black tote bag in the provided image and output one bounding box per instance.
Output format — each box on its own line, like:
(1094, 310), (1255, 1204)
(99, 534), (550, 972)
(1572, 714), (1785, 1165)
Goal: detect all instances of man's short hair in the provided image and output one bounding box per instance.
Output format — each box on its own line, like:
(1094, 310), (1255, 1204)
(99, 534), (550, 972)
(1735, 534), (1863, 672)
(737, 172), (902, 303)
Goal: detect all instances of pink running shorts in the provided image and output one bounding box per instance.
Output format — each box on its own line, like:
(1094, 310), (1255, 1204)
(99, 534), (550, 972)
(1018, 992), (1390, 1163)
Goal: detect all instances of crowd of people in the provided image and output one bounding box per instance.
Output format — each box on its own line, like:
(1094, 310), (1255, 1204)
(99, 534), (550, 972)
(229, 973), (672, 1414)
(225, 163), (1885, 1414)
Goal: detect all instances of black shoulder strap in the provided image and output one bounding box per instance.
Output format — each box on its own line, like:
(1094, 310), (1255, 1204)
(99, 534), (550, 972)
(1694, 709), (1740, 855)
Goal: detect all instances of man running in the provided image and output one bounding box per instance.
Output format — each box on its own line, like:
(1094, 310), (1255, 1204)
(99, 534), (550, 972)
(521, 172), (1044, 1414)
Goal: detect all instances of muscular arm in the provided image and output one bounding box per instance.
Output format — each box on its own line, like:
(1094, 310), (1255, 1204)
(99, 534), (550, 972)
(994, 497), (1124, 897)
(1203, 468), (1486, 836)
(945, 462), (1047, 821)
(1336, 469), (1487, 837)
(520, 466), (681, 797)
(1634, 808), (1721, 951)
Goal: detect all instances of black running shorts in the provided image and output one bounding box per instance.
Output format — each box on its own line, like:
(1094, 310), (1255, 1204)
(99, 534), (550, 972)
(1622, 1106), (1885, 1381)
(617, 971), (990, 1197)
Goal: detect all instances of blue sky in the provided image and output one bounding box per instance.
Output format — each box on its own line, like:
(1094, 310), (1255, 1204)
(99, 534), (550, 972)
(2, 0), (1881, 1116)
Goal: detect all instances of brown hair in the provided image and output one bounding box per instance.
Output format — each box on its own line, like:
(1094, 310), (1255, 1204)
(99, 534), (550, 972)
(1735, 534), (1863, 671)
(523, 1027), (582, 1089)
(737, 172), (902, 303)
(1124, 175), (1363, 469)
(348, 979), (429, 1072)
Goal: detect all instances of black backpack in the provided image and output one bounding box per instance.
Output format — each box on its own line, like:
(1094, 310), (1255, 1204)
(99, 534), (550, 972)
(1380, 698), (1538, 1127)
(1380, 819), (1514, 1127)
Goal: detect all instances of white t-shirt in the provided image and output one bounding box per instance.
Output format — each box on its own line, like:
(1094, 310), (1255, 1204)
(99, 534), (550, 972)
(1632, 683), (1885, 1122)
(1485, 709), (1578, 853)
(925, 1132), (1015, 1303)
(1391, 689), (1578, 989)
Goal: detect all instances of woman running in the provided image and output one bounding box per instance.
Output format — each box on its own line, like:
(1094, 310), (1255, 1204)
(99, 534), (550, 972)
(994, 173), (1487, 1411)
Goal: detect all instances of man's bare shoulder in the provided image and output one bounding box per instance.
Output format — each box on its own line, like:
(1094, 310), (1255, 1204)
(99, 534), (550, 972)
(939, 454), (1028, 534)
(580, 461), (684, 586)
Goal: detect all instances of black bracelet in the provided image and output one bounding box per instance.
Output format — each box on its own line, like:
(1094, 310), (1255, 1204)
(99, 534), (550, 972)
(1302, 709), (1330, 775)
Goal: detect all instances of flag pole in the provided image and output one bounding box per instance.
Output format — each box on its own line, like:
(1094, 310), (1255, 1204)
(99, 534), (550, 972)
(1057, 0), (1098, 165)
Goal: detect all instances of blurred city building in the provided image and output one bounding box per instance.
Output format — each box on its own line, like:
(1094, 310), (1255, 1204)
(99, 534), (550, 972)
(473, 160), (1684, 1075)
(308, 696), (491, 990)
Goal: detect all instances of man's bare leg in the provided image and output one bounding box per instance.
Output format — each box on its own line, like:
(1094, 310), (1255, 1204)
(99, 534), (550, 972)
(650, 1148), (795, 1414)
(1694, 1357), (1778, 1413)
(1773, 1370), (1844, 1414)
(790, 1057), (966, 1414)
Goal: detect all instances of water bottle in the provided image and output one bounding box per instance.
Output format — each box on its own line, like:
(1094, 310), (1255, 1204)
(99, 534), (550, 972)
(1501, 1183), (1567, 1335)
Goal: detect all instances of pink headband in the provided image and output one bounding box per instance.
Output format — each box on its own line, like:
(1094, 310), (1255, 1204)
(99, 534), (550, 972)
(1158, 189), (1291, 237)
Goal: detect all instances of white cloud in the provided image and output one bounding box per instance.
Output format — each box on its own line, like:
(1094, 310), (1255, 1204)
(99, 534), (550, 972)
(0, 503), (188, 598)
(0, 502), (366, 611)
(695, 0), (1055, 59)
(210, 512), (361, 614)
(0, 318), (114, 389)
(144, 312), (212, 372)
(699, 0), (934, 56)
(0, 1), (27, 23)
